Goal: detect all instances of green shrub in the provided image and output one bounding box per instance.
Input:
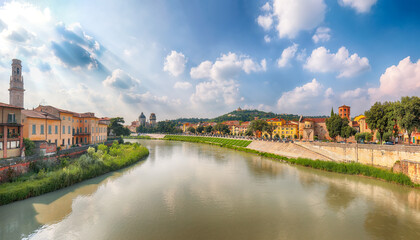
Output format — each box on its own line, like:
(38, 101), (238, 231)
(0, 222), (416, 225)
(0, 142), (149, 205)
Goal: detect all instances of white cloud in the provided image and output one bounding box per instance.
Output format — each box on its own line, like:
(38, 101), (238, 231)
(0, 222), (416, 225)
(258, 0), (326, 39)
(325, 87), (334, 98)
(163, 50), (187, 77)
(191, 79), (239, 105)
(264, 35), (271, 43)
(368, 57), (420, 102)
(312, 27), (331, 43)
(174, 81), (192, 90)
(257, 15), (273, 31)
(190, 52), (266, 108)
(261, 2), (272, 12)
(123, 91), (181, 106)
(341, 88), (366, 99)
(190, 60), (212, 79)
(191, 52), (266, 81)
(338, 0), (377, 13)
(277, 43), (298, 67)
(277, 79), (325, 113)
(103, 69), (140, 90)
(304, 46), (370, 78)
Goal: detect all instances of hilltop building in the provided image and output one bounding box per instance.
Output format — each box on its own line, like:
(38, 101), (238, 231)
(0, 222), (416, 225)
(9, 59), (25, 108)
(150, 113), (157, 126)
(139, 112), (146, 126)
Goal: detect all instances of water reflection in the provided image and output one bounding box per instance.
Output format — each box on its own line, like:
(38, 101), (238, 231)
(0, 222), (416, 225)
(0, 140), (418, 240)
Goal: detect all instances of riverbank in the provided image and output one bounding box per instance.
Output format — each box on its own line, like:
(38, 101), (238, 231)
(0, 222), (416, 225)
(163, 135), (418, 188)
(0, 142), (149, 205)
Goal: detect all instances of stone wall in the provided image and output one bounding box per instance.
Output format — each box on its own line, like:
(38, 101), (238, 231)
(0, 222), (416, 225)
(296, 142), (420, 167)
(400, 160), (420, 184)
(295, 142), (420, 184)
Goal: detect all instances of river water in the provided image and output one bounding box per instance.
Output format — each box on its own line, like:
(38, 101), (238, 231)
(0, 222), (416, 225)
(0, 139), (419, 240)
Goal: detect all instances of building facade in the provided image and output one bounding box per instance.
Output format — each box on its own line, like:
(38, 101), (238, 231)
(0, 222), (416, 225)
(149, 113), (157, 126)
(0, 102), (23, 158)
(338, 105), (351, 121)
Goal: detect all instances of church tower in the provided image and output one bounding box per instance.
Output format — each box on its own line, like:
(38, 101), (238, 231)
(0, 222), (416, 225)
(9, 59), (25, 108)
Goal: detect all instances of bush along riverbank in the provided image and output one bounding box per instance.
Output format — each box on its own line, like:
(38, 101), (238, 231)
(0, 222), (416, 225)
(124, 135), (152, 139)
(164, 135), (252, 147)
(164, 136), (418, 188)
(0, 141), (149, 205)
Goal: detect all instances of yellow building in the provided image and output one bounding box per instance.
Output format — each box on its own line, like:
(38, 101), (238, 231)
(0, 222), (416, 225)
(263, 118), (298, 139)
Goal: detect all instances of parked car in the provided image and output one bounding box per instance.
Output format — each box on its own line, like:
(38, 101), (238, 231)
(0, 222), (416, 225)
(385, 142), (394, 145)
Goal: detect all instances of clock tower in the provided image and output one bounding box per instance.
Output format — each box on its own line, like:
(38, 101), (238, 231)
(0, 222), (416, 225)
(9, 59), (25, 108)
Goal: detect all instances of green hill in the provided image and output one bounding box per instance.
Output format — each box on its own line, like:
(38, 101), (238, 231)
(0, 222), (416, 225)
(212, 109), (299, 122)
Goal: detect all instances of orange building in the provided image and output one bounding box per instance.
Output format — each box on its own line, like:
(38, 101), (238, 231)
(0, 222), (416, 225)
(338, 105), (351, 120)
(30, 105), (108, 148)
(22, 110), (61, 146)
(0, 102), (23, 158)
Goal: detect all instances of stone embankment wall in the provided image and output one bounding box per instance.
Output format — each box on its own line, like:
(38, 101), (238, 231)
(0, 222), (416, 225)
(246, 141), (331, 161)
(295, 142), (420, 167)
(246, 140), (420, 184)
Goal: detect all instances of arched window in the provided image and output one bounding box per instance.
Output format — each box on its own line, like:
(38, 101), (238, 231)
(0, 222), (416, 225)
(16, 68), (20, 74)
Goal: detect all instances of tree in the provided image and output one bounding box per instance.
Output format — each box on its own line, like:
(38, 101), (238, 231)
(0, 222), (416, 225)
(394, 96), (420, 144)
(331, 107), (334, 117)
(205, 125), (213, 133)
(263, 124), (275, 139)
(248, 119), (269, 137)
(214, 123), (230, 135)
(196, 125), (204, 134)
(23, 138), (35, 156)
(340, 125), (357, 142)
(326, 114), (344, 141)
(109, 117), (131, 136)
(187, 126), (196, 133)
(365, 102), (395, 144)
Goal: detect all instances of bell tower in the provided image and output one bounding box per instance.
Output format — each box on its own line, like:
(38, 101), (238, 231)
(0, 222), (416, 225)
(9, 59), (25, 108)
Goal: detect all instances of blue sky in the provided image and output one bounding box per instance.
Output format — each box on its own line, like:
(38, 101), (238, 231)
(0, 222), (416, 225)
(0, 0), (420, 122)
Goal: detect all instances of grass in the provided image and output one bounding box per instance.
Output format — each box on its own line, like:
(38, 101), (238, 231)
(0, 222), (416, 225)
(164, 135), (418, 188)
(124, 135), (152, 139)
(0, 141), (149, 205)
(164, 135), (252, 147)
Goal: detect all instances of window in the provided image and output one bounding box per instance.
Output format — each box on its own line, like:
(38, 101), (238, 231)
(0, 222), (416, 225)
(68, 139), (70, 145)
(63, 116), (65, 120)
(48, 125), (52, 134)
(17, 68), (20, 74)
(72, 118), (74, 122)
(55, 126), (58, 134)
(85, 137), (87, 143)
(7, 113), (16, 123)
(85, 127), (87, 133)
(63, 126), (65, 134)
(41, 125), (44, 134)
(62, 139), (65, 146)
(80, 127), (82, 133)
(92, 127), (94, 133)
(85, 120), (87, 123)
(32, 125), (36, 135)
(68, 126), (71, 134)
(0, 142), (2, 150)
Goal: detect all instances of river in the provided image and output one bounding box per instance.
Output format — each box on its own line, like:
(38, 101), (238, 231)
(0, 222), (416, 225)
(0, 139), (419, 240)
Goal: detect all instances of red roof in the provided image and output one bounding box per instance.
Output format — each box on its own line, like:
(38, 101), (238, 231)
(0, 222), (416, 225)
(22, 110), (61, 120)
(0, 102), (23, 109)
(302, 118), (327, 123)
